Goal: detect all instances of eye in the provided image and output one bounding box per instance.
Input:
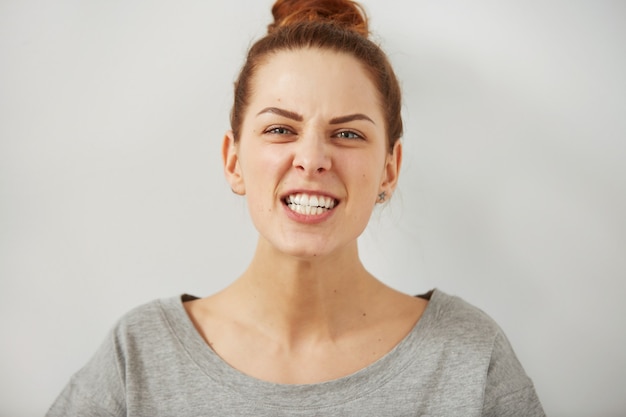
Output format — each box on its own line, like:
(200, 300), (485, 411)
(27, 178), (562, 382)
(265, 126), (294, 135)
(335, 130), (363, 140)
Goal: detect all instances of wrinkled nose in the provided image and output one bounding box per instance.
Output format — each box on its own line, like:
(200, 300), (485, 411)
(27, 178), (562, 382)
(292, 132), (331, 174)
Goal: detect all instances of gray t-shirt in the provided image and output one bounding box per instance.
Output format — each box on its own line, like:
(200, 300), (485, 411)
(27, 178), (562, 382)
(47, 290), (545, 416)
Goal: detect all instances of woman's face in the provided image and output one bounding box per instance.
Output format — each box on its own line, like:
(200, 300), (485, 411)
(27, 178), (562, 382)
(224, 48), (401, 259)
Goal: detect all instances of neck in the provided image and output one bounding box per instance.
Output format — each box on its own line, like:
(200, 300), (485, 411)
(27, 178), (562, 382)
(229, 237), (385, 345)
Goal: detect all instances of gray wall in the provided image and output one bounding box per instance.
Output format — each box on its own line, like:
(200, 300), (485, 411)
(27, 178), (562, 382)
(1, 1), (624, 416)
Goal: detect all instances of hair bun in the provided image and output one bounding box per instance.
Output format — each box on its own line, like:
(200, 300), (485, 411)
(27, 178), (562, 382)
(269, 0), (369, 37)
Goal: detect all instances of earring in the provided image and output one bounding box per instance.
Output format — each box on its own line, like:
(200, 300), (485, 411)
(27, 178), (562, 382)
(377, 191), (386, 203)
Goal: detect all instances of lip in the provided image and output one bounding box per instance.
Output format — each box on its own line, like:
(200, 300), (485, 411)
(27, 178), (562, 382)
(280, 189), (340, 224)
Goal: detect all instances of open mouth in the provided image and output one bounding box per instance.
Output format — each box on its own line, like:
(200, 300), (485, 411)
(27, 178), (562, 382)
(283, 193), (339, 215)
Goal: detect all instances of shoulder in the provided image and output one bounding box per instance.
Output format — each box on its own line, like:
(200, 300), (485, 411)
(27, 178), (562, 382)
(425, 289), (503, 343)
(425, 290), (528, 371)
(46, 296), (189, 417)
(410, 290), (505, 377)
(115, 296), (173, 327)
(110, 295), (188, 346)
(425, 290), (544, 415)
(80, 295), (193, 388)
(426, 289), (493, 320)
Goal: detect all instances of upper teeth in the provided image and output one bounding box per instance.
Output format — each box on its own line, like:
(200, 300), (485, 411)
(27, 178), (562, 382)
(286, 193), (336, 215)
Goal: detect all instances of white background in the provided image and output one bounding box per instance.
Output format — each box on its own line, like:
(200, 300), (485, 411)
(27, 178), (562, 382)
(1, 1), (625, 416)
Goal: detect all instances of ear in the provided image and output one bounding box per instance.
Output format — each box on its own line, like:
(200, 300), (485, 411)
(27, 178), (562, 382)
(222, 130), (245, 195)
(379, 140), (402, 198)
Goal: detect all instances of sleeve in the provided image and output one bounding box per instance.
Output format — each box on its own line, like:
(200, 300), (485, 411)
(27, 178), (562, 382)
(482, 330), (546, 417)
(46, 328), (127, 417)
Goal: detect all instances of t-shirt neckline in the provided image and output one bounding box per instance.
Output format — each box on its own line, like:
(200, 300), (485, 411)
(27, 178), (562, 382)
(160, 289), (441, 410)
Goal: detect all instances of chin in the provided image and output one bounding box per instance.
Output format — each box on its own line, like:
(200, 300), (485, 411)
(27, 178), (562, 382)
(257, 227), (360, 261)
(278, 244), (334, 260)
(270, 236), (355, 262)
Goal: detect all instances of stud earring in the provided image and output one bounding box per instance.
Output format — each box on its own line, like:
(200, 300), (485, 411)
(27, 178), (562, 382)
(377, 191), (386, 203)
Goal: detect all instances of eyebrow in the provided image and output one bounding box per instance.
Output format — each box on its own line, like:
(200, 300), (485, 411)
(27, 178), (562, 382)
(329, 114), (375, 125)
(256, 107), (375, 125)
(257, 107), (303, 121)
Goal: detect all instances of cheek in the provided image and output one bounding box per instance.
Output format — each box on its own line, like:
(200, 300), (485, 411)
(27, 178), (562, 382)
(352, 153), (386, 190)
(240, 146), (288, 201)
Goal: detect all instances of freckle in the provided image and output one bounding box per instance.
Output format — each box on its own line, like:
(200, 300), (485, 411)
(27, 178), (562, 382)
(378, 338), (382, 342)
(362, 313), (367, 317)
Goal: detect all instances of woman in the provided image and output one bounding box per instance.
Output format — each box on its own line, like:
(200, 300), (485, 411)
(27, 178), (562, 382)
(47, 0), (545, 415)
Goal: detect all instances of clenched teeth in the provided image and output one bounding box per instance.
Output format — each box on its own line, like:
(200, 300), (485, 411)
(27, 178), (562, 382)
(285, 193), (337, 215)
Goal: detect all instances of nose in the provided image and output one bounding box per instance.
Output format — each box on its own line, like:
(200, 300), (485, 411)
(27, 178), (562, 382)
(292, 131), (331, 174)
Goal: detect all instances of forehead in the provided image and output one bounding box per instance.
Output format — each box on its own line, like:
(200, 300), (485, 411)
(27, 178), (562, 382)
(247, 48), (382, 119)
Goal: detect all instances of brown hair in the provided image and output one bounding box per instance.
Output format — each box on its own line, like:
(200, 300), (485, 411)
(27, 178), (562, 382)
(230, 0), (403, 151)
